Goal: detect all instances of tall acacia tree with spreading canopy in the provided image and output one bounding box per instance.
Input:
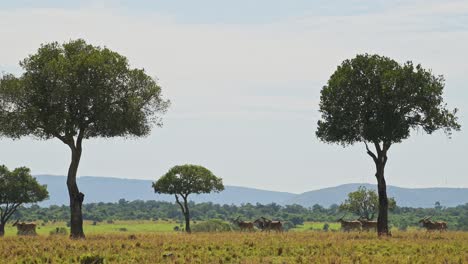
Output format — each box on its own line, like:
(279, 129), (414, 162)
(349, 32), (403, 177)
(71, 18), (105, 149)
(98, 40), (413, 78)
(316, 54), (460, 235)
(0, 165), (48, 236)
(0, 39), (170, 238)
(153, 164), (224, 233)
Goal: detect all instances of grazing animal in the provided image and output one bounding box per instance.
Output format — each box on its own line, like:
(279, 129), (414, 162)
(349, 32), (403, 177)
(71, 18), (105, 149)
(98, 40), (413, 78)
(12, 220), (37, 236)
(255, 217), (283, 233)
(358, 218), (377, 232)
(231, 216), (255, 232)
(337, 217), (362, 232)
(419, 216), (447, 231)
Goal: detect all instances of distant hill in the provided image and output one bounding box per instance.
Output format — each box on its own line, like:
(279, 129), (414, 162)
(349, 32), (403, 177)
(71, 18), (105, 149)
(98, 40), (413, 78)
(287, 183), (468, 208)
(35, 175), (468, 208)
(34, 175), (296, 207)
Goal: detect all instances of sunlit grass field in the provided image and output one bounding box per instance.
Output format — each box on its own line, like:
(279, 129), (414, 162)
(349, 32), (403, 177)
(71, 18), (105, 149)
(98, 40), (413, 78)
(3, 220), (342, 237)
(3, 220), (177, 237)
(1, 231), (467, 263)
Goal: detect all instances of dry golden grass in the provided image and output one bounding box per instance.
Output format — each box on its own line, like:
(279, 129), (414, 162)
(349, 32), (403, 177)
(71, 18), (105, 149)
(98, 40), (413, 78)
(1, 231), (467, 263)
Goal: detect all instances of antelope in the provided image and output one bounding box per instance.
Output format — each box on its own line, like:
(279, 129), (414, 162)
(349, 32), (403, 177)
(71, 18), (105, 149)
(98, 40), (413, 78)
(358, 217), (377, 232)
(231, 216), (255, 232)
(12, 220), (37, 236)
(255, 217), (283, 233)
(337, 216), (362, 232)
(419, 216), (447, 231)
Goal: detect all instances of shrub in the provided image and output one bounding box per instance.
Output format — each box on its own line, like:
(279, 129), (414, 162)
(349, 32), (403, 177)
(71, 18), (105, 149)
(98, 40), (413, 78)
(50, 227), (68, 236)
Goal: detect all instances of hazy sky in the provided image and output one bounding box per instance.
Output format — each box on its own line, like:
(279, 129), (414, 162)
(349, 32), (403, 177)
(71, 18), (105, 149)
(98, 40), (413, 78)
(0, 0), (467, 193)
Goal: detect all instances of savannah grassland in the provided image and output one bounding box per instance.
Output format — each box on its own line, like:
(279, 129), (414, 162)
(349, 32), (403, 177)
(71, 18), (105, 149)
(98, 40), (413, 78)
(1, 222), (468, 264)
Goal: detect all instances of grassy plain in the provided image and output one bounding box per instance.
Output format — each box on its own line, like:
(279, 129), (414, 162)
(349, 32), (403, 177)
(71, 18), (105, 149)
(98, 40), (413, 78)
(3, 220), (176, 237)
(2, 221), (467, 263)
(1, 228), (467, 263)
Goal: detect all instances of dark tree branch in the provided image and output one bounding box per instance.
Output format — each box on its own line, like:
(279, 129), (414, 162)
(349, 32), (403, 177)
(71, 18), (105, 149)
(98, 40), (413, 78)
(175, 194), (185, 214)
(373, 142), (382, 156)
(4, 203), (20, 222)
(364, 142), (378, 163)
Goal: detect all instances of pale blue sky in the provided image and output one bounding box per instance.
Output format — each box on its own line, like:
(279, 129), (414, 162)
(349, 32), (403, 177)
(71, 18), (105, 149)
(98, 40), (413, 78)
(0, 0), (467, 193)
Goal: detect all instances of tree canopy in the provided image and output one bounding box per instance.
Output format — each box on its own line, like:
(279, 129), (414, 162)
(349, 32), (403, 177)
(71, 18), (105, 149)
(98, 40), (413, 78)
(0, 39), (170, 140)
(316, 54), (460, 147)
(153, 165), (224, 196)
(0, 165), (48, 236)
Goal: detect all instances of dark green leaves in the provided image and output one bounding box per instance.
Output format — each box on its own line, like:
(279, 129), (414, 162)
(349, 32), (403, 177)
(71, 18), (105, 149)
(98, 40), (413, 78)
(0, 39), (170, 142)
(153, 165), (224, 197)
(316, 54), (460, 147)
(340, 186), (396, 220)
(0, 165), (49, 221)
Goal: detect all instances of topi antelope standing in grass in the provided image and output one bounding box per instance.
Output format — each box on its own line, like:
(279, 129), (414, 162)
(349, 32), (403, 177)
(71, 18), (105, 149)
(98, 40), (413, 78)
(358, 217), (378, 232)
(12, 220), (37, 236)
(337, 216), (362, 232)
(254, 217), (283, 233)
(231, 216), (255, 232)
(419, 216), (447, 231)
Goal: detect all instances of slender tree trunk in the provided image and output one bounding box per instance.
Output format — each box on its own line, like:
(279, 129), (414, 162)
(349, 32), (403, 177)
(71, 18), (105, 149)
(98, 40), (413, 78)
(183, 198), (191, 233)
(67, 144), (85, 239)
(366, 142), (390, 236)
(376, 162), (389, 236)
(0, 223), (5, 237)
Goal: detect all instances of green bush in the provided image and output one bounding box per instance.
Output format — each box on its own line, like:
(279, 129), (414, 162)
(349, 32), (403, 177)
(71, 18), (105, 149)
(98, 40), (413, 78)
(192, 219), (232, 232)
(49, 227), (68, 236)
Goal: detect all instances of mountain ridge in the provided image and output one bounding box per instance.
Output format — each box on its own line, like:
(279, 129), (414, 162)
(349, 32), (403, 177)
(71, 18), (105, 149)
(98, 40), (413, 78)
(34, 175), (468, 208)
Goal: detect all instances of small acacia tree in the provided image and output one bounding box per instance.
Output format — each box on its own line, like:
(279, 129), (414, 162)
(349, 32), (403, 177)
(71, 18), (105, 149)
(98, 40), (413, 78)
(0, 39), (169, 238)
(0, 165), (48, 236)
(340, 186), (396, 220)
(153, 165), (224, 233)
(316, 54), (460, 235)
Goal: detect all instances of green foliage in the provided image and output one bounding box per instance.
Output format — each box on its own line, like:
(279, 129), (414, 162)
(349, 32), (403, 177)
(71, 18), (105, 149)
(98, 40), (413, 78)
(11, 200), (468, 231)
(153, 165), (224, 196)
(0, 39), (170, 140)
(317, 54), (460, 146)
(0, 165), (48, 227)
(323, 223), (330, 231)
(191, 219), (232, 232)
(49, 227), (68, 236)
(340, 186), (396, 220)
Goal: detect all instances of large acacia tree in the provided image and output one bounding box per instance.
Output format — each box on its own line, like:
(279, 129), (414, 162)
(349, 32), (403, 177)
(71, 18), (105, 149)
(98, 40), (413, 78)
(0, 39), (169, 238)
(153, 164), (224, 233)
(0, 165), (48, 236)
(316, 54), (460, 235)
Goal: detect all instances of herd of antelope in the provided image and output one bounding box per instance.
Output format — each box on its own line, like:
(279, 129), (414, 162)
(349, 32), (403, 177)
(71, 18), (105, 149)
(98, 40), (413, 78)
(338, 215), (448, 232)
(6, 215), (448, 236)
(231, 216), (283, 233)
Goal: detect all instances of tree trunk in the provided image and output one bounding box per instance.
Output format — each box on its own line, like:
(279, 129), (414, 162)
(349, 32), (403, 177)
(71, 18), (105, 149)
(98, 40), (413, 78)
(375, 159), (389, 236)
(366, 142), (391, 236)
(67, 146), (85, 239)
(183, 198), (191, 233)
(0, 223), (5, 237)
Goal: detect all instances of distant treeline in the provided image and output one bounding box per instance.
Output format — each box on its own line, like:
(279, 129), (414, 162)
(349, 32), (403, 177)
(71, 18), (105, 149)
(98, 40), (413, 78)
(12, 200), (468, 230)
